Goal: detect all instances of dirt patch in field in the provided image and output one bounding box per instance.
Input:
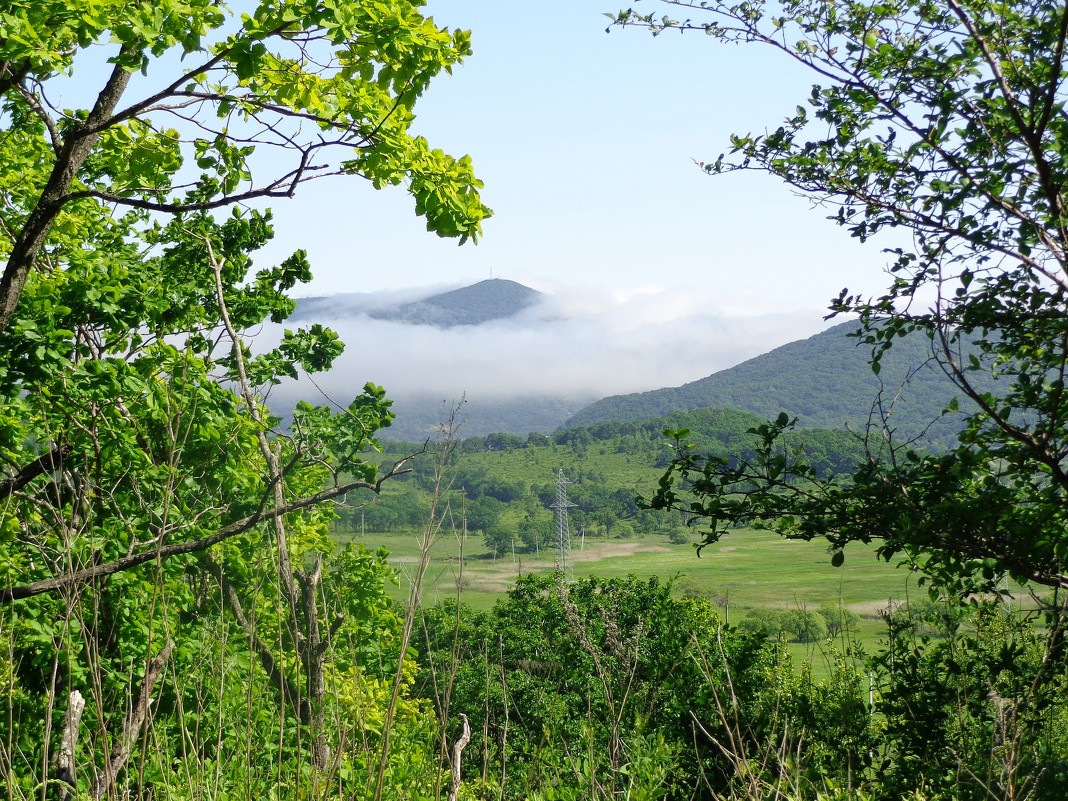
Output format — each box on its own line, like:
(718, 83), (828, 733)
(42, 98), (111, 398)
(848, 599), (902, 617)
(415, 541), (674, 595)
(388, 539), (682, 600)
(391, 541), (669, 567)
(569, 541), (671, 561)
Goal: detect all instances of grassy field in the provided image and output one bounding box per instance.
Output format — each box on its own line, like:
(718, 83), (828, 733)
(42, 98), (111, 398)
(337, 525), (925, 628)
(334, 524), (940, 676)
(356, 437), (1039, 671)
(337, 520), (1042, 675)
(350, 444), (920, 627)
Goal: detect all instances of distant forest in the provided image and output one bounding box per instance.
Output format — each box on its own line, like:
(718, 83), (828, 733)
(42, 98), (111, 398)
(566, 320), (999, 451)
(361, 405), (871, 552)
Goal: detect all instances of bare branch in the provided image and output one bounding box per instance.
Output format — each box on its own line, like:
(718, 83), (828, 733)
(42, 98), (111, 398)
(15, 83), (62, 154)
(447, 713), (471, 801)
(89, 640), (174, 800)
(0, 461), (410, 603)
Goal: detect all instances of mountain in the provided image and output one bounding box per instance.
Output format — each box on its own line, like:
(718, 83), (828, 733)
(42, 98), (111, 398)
(378, 278), (540, 326)
(279, 278), (577, 441)
(292, 278), (541, 327)
(565, 321), (999, 449)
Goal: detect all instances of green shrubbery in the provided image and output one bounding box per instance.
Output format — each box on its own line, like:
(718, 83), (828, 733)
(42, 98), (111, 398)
(414, 574), (1068, 801)
(740, 603), (862, 643)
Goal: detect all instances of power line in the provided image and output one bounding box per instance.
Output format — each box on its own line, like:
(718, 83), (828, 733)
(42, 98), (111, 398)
(550, 469), (576, 583)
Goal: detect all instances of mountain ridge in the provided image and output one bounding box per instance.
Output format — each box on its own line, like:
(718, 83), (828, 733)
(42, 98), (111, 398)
(292, 278), (540, 327)
(284, 282), (993, 448)
(565, 320), (995, 449)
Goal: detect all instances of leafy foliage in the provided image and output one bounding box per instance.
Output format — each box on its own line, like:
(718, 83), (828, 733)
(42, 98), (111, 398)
(615, 0), (1068, 595)
(0, 2), (488, 796)
(872, 602), (1068, 801)
(415, 573), (877, 801)
(609, 2), (1068, 795)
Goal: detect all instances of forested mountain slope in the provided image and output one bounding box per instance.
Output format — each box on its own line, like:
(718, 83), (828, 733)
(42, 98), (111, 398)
(361, 404), (870, 548)
(566, 321), (995, 449)
(384, 393), (591, 442)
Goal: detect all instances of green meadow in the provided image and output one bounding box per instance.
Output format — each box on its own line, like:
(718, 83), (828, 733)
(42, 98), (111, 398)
(355, 438), (921, 621)
(350, 431), (1040, 671)
(339, 526), (924, 632)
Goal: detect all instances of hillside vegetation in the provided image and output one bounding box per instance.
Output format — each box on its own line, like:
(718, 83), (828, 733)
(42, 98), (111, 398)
(567, 321), (998, 449)
(382, 393), (592, 442)
(4, 0), (1066, 799)
(353, 405), (872, 555)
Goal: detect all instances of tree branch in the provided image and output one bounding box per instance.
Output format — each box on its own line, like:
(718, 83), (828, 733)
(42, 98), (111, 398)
(0, 60), (31, 97)
(0, 444), (71, 501)
(0, 51), (134, 333)
(204, 554), (302, 714)
(447, 713), (471, 801)
(0, 464), (409, 603)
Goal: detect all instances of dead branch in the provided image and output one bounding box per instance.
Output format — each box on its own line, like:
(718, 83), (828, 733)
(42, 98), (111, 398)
(89, 640), (174, 800)
(54, 689), (85, 801)
(447, 713), (471, 801)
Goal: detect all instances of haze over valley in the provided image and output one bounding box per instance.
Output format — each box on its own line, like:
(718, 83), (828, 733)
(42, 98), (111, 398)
(267, 278), (982, 445)
(268, 278), (841, 439)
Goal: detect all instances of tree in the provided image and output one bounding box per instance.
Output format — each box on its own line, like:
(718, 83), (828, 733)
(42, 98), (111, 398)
(0, 0), (488, 598)
(0, 207), (443, 796)
(482, 525), (514, 558)
(0, 2), (487, 795)
(617, 0), (1068, 595)
(784, 608), (829, 643)
(0, 2), (488, 334)
(465, 495), (504, 533)
(818, 602), (861, 639)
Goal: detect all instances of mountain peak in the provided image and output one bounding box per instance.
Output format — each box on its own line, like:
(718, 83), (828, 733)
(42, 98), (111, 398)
(292, 278), (541, 327)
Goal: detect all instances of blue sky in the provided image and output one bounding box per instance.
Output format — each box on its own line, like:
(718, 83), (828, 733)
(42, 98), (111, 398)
(267, 1), (892, 320)
(53, 1), (902, 406)
(251, 1), (907, 406)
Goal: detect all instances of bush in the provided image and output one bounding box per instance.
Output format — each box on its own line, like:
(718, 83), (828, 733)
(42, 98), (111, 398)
(785, 609), (829, 643)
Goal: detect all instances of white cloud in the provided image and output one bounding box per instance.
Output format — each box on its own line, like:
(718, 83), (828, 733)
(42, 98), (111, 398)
(257, 282), (834, 412)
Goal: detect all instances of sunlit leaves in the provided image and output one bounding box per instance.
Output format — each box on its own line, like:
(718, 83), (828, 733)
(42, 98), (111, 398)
(0, 4), (486, 793)
(0, 0), (491, 338)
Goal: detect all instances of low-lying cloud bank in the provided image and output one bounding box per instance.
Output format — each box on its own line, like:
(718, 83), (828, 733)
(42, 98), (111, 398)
(259, 282), (834, 431)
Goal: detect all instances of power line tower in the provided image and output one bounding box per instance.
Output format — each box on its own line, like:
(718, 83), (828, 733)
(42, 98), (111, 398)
(550, 469), (577, 582)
